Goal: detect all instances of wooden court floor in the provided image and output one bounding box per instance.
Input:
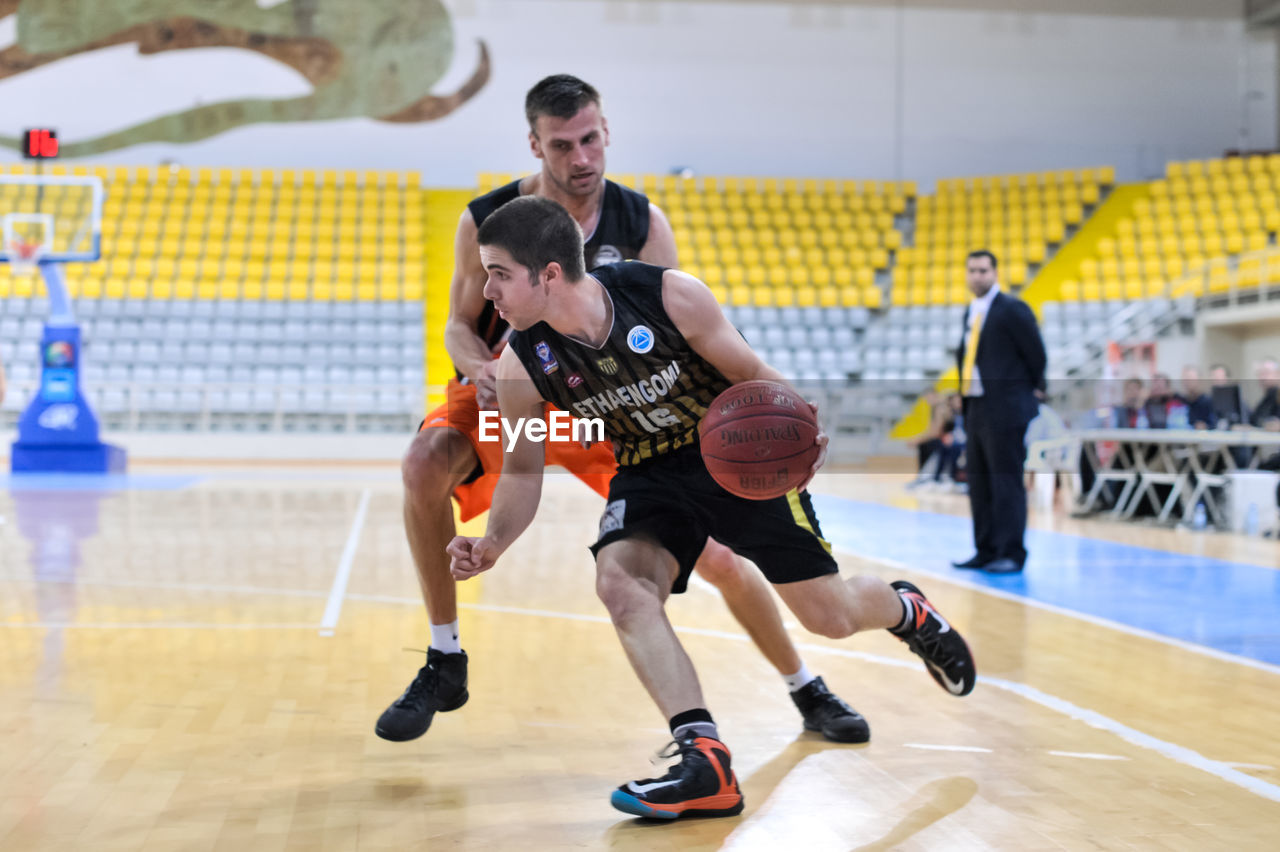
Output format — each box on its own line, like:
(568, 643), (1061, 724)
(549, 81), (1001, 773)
(1, 465), (1278, 850)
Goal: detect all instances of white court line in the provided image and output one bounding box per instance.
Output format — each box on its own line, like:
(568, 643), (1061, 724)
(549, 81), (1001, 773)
(1047, 751), (1129, 761)
(904, 743), (993, 753)
(839, 549), (1280, 679)
(1224, 762), (1276, 771)
(357, 596), (1280, 805)
(980, 674), (1280, 803)
(319, 488), (372, 636)
(2, 622), (318, 629)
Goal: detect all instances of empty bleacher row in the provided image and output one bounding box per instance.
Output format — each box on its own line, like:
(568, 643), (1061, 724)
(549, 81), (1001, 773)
(897, 167), (1113, 306)
(1061, 154), (1278, 302)
(725, 303), (958, 408)
(0, 296), (424, 432)
(478, 172), (914, 309)
(0, 162), (427, 302)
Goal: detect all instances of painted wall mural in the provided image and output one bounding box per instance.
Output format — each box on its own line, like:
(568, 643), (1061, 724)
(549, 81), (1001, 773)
(0, 0), (489, 157)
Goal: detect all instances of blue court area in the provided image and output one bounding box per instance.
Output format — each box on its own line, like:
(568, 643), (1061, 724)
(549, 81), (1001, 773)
(0, 473), (202, 492)
(812, 494), (1280, 667)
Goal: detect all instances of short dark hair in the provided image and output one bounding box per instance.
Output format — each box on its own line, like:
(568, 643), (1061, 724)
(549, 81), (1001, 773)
(525, 75), (601, 132)
(476, 196), (586, 281)
(1211, 363), (1231, 377)
(1124, 377), (1144, 389)
(967, 249), (998, 269)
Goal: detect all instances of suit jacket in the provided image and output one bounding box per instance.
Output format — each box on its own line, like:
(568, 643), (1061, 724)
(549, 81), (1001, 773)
(956, 291), (1047, 425)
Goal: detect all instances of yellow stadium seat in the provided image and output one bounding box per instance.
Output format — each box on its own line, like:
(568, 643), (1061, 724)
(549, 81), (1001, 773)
(750, 286), (773, 306)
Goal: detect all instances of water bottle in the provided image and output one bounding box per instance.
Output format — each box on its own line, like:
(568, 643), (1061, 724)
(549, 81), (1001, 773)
(1245, 503), (1259, 536)
(1192, 502), (1208, 530)
(1168, 405), (1189, 430)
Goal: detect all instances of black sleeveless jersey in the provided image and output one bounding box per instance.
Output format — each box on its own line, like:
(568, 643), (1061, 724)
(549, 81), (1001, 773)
(508, 262), (732, 467)
(467, 179), (651, 355)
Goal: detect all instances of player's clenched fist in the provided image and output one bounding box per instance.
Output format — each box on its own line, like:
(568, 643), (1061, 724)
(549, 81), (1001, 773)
(447, 536), (500, 580)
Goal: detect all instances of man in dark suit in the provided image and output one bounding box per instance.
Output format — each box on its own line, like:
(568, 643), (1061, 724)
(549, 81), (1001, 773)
(950, 250), (1047, 574)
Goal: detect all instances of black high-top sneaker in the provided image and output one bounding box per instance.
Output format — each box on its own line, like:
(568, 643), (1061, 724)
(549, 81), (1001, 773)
(375, 649), (469, 741)
(790, 676), (870, 743)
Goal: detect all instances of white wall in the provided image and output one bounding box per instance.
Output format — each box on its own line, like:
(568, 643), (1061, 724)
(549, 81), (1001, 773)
(1198, 305), (1280, 390)
(0, 1), (1271, 187)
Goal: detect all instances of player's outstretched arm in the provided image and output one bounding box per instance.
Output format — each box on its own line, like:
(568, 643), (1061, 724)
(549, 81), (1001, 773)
(448, 346), (548, 580)
(662, 269), (828, 486)
(443, 209), (502, 407)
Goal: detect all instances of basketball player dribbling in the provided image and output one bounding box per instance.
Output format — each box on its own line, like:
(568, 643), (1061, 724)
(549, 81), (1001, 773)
(449, 195), (977, 820)
(378, 75), (868, 744)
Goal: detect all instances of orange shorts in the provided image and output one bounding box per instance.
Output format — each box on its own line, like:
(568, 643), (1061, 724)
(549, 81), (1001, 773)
(420, 377), (617, 522)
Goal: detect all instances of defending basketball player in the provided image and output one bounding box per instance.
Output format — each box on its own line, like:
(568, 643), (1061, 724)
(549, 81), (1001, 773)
(449, 196), (977, 820)
(380, 75), (867, 744)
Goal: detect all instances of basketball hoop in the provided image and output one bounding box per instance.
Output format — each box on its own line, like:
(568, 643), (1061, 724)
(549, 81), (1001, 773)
(8, 238), (44, 277)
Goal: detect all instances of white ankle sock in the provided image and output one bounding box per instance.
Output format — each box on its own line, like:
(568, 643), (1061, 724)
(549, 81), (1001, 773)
(783, 663), (817, 692)
(430, 620), (461, 654)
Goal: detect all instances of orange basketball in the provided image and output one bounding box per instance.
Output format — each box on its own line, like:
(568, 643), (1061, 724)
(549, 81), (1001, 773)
(698, 380), (821, 500)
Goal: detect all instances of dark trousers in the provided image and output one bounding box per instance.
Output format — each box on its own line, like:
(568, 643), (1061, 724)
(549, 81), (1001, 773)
(917, 439), (944, 471)
(965, 397), (1030, 566)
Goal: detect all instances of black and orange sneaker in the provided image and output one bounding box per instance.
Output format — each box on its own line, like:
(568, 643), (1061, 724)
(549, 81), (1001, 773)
(609, 737), (744, 820)
(890, 580), (977, 697)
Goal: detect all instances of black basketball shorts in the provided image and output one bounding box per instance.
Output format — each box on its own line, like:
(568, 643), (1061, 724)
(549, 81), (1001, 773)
(588, 445), (839, 593)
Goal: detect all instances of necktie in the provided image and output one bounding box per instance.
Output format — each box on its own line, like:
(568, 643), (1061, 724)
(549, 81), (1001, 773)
(960, 311), (983, 395)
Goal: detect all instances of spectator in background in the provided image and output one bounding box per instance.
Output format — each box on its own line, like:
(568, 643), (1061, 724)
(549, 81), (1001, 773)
(1177, 366), (1217, 430)
(1250, 357), (1279, 430)
(1142, 373), (1182, 428)
(0, 355), (6, 409)
(906, 390), (945, 474)
(1211, 363), (1249, 426)
(906, 392), (963, 489)
(1114, 378), (1147, 428)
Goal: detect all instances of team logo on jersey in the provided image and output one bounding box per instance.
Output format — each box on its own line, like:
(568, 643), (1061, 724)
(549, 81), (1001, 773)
(627, 325), (654, 354)
(535, 341), (559, 374)
(593, 244), (623, 265)
(566, 374), (583, 388)
(596, 356), (620, 375)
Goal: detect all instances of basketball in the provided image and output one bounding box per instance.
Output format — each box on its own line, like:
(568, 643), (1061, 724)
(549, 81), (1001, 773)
(699, 380), (821, 500)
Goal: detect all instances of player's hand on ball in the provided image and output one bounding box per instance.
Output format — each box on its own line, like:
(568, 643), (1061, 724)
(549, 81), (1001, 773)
(474, 360), (500, 410)
(448, 536), (500, 580)
(799, 400), (828, 492)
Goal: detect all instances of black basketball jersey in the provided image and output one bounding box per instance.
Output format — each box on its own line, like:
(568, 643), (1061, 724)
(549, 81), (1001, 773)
(508, 262), (732, 467)
(467, 179), (651, 355)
